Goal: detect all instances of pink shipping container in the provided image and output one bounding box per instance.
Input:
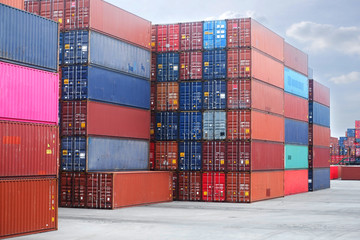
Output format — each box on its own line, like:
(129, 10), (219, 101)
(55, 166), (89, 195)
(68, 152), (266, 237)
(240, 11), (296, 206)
(0, 61), (58, 125)
(356, 120), (360, 129)
(284, 42), (308, 76)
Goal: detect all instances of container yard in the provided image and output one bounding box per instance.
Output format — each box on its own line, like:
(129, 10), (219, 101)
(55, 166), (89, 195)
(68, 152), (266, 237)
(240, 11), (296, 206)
(1, 0), (360, 239)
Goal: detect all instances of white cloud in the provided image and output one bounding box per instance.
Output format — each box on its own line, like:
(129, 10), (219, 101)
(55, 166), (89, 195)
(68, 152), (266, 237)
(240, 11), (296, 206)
(205, 10), (267, 23)
(286, 21), (360, 55)
(330, 71), (360, 84)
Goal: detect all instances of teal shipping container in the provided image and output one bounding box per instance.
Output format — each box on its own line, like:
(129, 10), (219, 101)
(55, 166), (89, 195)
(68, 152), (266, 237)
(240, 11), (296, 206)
(285, 144), (308, 169)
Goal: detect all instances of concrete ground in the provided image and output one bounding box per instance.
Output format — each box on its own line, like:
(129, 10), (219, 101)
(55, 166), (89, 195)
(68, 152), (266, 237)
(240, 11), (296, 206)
(16, 180), (360, 240)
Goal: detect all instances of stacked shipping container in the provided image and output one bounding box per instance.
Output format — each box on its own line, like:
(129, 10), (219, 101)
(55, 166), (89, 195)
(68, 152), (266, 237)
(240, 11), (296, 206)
(308, 79), (331, 191)
(0, 3), (59, 238)
(25, 0), (172, 209)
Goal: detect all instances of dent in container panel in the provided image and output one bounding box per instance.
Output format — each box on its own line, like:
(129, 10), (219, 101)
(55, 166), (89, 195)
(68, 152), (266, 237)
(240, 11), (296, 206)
(179, 51), (203, 80)
(203, 50), (227, 80)
(178, 172), (202, 201)
(155, 141), (178, 170)
(157, 24), (180, 52)
(179, 112), (202, 140)
(203, 111), (226, 140)
(180, 22), (203, 51)
(202, 172), (225, 202)
(284, 42), (308, 76)
(156, 112), (178, 141)
(202, 141), (226, 171)
(179, 82), (202, 111)
(284, 93), (308, 122)
(284, 67), (309, 99)
(227, 18), (251, 48)
(203, 81), (226, 110)
(157, 53), (180, 82)
(179, 141), (202, 171)
(156, 83), (179, 111)
(203, 20), (226, 49)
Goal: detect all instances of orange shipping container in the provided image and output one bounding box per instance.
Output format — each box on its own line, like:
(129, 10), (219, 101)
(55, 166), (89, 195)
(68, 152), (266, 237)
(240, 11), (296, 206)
(0, 0), (24, 9)
(284, 42), (308, 76)
(155, 141), (178, 170)
(0, 177), (57, 239)
(156, 83), (179, 111)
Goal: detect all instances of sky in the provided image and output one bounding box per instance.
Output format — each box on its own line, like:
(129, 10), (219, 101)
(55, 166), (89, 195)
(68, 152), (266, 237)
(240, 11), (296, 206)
(107, 0), (360, 138)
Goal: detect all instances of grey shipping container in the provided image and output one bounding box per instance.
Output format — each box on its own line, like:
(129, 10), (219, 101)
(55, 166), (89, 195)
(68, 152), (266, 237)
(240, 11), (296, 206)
(203, 111), (226, 140)
(0, 3), (58, 71)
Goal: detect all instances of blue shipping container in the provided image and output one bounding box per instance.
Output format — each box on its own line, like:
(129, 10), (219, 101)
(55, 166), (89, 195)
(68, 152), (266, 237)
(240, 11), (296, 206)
(284, 67), (309, 99)
(308, 102), (330, 127)
(179, 82), (202, 110)
(203, 80), (226, 109)
(179, 141), (202, 171)
(347, 128), (356, 138)
(285, 118), (309, 145)
(339, 137), (347, 146)
(157, 53), (179, 82)
(156, 112), (178, 140)
(61, 65), (150, 109)
(59, 32), (64, 65)
(179, 112), (202, 140)
(0, 3), (58, 71)
(309, 168), (330, 191)
(203, 20), (227, 49)
(61, 137), (87, 171)
(63, 30), (150, 79)
(203, 50), (227, 80)
(203, 111), (226, 140)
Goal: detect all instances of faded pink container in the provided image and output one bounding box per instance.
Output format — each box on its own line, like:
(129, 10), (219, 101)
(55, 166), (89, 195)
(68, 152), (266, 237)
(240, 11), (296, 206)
(0, 61), (58, 125)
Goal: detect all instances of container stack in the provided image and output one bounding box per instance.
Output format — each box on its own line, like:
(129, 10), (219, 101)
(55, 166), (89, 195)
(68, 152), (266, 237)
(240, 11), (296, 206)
(330, 137), (339, 164)
(283, 43), (309, 195)
(0, 3), (59, 238)
(151, 18), (287, 202)
(308, 79), (331, 191)
(25, 0), (172, 209)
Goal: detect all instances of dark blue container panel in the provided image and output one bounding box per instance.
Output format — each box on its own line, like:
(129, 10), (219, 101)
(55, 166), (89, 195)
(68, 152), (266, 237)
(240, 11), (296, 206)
(203, 81), (226, 109)
(157, 53), (179, 82)
(347, 129), (356, 138)
(59, 32), (63, 65)
(284, 67), (308, 99)
(87, 137), (149, 171)
(203, 20), (227, 49)
(156, 112), (178, 140)
(339, 137), (347, 146)
(285, 118), (308, 145)
(179, 112), (202, 140)
(0, 4), (58, 71)
(309, 102), (330, 128)
(63, 30), (88, 65)
(203, 50), (226, 80)
(61, 137), (86, 172)
(61, 65), (88, 100)
(179, 82), (202, 110)
(309, 168), (330, 191)
(179, 141), (202, 171)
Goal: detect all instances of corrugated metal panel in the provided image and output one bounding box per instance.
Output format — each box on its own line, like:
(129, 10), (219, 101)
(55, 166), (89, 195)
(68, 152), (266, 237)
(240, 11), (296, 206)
(0, 62), (59, 125)
(61, 65), (150, 109)
(61, 136), (86, 171)
(203, 20), (226, 49)
(312, 146), (330, 168)
(0, 0), (24, 9)
(227, 18), (251, 48)
(59, 172), (86, 208)
(179, 141), (202, 171)
(203, 81), (226, 110)
(226, 172), (250, 202)
(156, 82), (179, 111)
(202, 172), (225, 202)
(309, 102), (330, 127)
(149, 142), (155, 170)
(227, 48), (251, 79)
(309, 168), (330, 191)
(202, 141), (226, 171)
(59, 32), (64, 65)
(155, 141), (178, 170)
(180, 22), (203, 51)
(203, 50), (226, 80)
(179, 82), (202, 111)
(0, 3), (58, 71)
(285, 144), (308, 169)
(179, 51), (202, 80)
(203, 111), (226, 140)
(284, 67), (309, 99)
(150, 84), (156, 111)
(25, 0), (65, 29)
(284, 170), (308, 196)
(227, 79), (251, 109)
(157, 53), (179, 82)
(179, 112), (202, 140)
(0, 178), (57, 238)
(341, 166), (360, 180)
(347, 128), (356, 137)
(284, 93), (308, 122)
(285, 118), (309, 145)
(156, 24), (180, 52)
(155, 112), (178, 140)
(151, 25), (157, 52)
(178, 171), (202, 201)
(0, 121), (59, 177)
(251, 79), (284, 115)
(284, 42), (308, 76)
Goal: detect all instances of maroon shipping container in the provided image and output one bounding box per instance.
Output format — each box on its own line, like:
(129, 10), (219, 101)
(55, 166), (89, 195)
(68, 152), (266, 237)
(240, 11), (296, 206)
(178, 171), (201, 201)
(0, 121), (59, 177)
(150, 113), (155, 140)
(150, 83), (156, 111)
(284, 93), (308, 122)
(0, 0), (24, 9)
(156, 24), (180, 52)
(227, 18), (284, 62)
(155, 141), (178, 170)
(284, 42), (308, 76)
(149, 142), (155, 170)
(179, 51), (203, 80)
(172, 171), (178, 200)
(156, 83), (179, 111)
(151, 53), (157, 82)
(227, 140), (284, 171)
(309, 146), (330, 168)
(309, 124), (330, 147)
(86, 171), (172, 209)
(202, 141), (226, 171)
(180, 22), (203, 51)
(227, 79), (284, 115)
(341, 166), (360, 180)
(59, 172), (86, 208)
(60, 172), (72, 207)
(61, 101), (150, 140)
(0, 177), (57, 239)
(309, 80), (330, 107)
(202, 172), (225, 202)
(151, 25), (157, 52)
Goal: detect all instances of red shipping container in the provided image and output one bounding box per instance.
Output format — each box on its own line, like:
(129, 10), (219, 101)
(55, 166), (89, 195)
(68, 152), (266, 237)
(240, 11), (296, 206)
(284, 93), (308, 122)
(202, 172), (225, 202)
(202, 141), (226, 171)
(341, 166), (360, 180)
(356, 120), (360, 129)
(180, 22), (203, 51)
(227, 18), (251, 48)
(157, 24), (180, 52)
(149, 142), (155, 170)
(156, 83), (179, 111)
(151, 25), (157, 52)
(41, 0), (65, 29)
(155, 141), (178, 170)
(355, 129), (360, 139)
(227, 79), (284, 115)
(309, 124), (330, 147)
(179, 51), (203, 80)
(0, 121), (59, 177)
(150, 113), (156, 140)
(356, 148), (360, 157)
(150, 83), (156, 111)
(0, 177), (57, 239)
(60, 172), (73, 207)
(61, 101), (150, 140)
(0, 0), (24, 9)
(330, 165), (339, 179)
(284, 42), (308, 76)
(309, 146), (330, 168)
(226, 172), (251, 202)
(60, 172), (87, 208)
(227, 140), (284, 171)
(284, 169), (308, 196)
(227, 110), (284, 142)
(227, 48), (251, 78)
(331, 156), (336, 165)
(309, 80), (330, 107)
(178, 171), (201, 201)
(330, 137), (338, 147)
(151, 53), (157, 82)
(86, 171), (172, 209)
